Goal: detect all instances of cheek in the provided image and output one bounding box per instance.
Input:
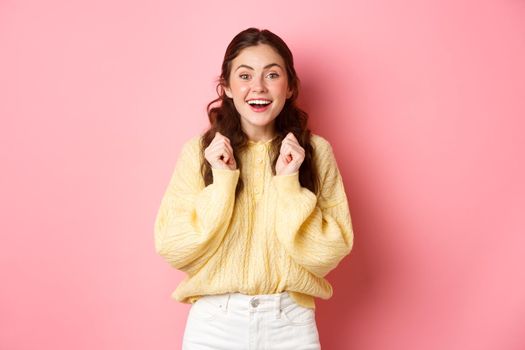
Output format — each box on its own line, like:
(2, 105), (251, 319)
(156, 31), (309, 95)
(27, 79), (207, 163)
(229, 80), (249, 97)
(273, 81), (289, 95)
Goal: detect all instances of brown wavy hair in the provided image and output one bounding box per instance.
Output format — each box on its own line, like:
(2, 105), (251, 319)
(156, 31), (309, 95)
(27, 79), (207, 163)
(200, 27), (319, 197)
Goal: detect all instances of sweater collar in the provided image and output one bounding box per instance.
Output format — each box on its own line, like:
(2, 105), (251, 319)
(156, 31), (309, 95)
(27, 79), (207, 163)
(247, 135), (278, 147)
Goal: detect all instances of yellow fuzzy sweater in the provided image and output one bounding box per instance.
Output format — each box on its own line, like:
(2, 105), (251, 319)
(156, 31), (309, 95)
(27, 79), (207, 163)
(154, 133), (354, 309)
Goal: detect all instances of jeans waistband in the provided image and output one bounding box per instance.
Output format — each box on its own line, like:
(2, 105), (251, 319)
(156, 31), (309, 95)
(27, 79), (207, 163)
(198, 291), (295, 315)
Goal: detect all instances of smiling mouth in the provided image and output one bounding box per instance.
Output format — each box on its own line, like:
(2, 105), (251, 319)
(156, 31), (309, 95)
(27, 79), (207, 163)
(247, 99), (272, 112)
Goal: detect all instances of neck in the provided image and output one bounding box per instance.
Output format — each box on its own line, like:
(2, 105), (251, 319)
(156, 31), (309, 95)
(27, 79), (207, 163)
(242, 126), (276, 143)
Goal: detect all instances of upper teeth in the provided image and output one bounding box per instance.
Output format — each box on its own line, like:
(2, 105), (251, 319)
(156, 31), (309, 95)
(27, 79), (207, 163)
(248, 100), (271, 105)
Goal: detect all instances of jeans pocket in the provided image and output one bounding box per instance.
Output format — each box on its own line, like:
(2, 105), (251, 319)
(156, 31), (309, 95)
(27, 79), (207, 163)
(279, 301), (316, 326)
(188, 297), (224, 321)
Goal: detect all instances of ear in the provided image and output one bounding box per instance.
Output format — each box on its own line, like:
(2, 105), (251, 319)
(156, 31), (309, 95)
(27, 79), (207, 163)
(286, 87), (293, 99)
(224, 85), (233, 99)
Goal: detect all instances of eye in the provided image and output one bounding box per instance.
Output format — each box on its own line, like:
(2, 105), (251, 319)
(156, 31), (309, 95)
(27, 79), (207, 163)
(239, 73), (250, 80)
(267, 72), (280, 79)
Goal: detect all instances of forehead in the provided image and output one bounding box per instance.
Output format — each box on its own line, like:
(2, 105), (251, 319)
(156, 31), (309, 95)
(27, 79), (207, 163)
(232, 44), (286, 69)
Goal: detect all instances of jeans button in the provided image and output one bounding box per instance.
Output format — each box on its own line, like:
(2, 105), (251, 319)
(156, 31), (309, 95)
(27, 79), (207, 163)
(250, 298), (259, 308)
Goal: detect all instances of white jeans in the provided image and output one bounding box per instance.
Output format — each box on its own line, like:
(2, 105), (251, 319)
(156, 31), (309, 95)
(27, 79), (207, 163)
(181, 291), (321, 350)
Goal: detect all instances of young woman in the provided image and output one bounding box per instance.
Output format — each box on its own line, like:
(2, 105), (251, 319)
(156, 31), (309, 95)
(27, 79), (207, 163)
(154, 27), (354, 350)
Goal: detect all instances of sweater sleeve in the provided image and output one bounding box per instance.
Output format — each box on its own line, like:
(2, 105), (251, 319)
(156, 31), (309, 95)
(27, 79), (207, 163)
(271, 140), (354, 278)
(153, 137), (240, 274)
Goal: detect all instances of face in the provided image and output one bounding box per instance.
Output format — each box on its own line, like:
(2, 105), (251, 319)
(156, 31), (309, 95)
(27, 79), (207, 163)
(224, 44), (293, 137)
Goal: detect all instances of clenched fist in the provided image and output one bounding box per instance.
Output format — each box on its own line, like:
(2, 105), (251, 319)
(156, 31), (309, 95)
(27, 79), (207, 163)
(276, 132), (305, 176)
(204, 131), (237, 170)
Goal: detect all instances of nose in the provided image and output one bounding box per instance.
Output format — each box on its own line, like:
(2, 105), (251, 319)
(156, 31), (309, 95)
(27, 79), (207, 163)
(251, 74), (267, 93)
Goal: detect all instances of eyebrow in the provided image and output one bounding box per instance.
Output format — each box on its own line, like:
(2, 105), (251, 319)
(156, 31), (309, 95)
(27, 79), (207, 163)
(234, 63), (283, 72)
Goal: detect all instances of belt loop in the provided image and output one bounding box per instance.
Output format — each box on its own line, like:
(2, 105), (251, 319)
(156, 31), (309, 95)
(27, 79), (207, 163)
(275, 292), (283, 319)
(222, 294), (231, 313)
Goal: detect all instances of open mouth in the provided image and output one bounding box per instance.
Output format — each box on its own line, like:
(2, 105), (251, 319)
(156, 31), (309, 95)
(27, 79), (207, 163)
(247, 99), (272, 112)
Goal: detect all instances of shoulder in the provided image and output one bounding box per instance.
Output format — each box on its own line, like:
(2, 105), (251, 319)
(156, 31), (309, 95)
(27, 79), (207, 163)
(309, 134), (346, 203)
(175, 134), (204, 168)
(309, 133), (335, 160)
(184, 134), (203, 149)
(180, 134), (204, 155)
(309, 133), (341, 179)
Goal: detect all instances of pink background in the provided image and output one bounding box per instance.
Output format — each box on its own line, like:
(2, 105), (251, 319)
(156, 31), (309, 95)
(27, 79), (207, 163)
(1, 0), (524, 349)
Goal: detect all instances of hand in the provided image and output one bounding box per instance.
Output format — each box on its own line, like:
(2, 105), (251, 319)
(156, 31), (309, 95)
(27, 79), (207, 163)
(276, 132), (305, 176)
(204, 132), (237, 170)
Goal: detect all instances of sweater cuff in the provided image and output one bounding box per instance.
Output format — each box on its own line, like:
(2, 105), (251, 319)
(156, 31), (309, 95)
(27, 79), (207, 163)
(211, 167), (240, 188)
(272, 171), (301, 193)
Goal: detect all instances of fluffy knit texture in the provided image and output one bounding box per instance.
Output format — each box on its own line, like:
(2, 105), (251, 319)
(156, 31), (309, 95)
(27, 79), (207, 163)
(154, 133), (354, 309)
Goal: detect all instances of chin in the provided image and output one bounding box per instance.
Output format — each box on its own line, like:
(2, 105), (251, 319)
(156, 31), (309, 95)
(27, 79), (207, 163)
(248, 117), (277, 125)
